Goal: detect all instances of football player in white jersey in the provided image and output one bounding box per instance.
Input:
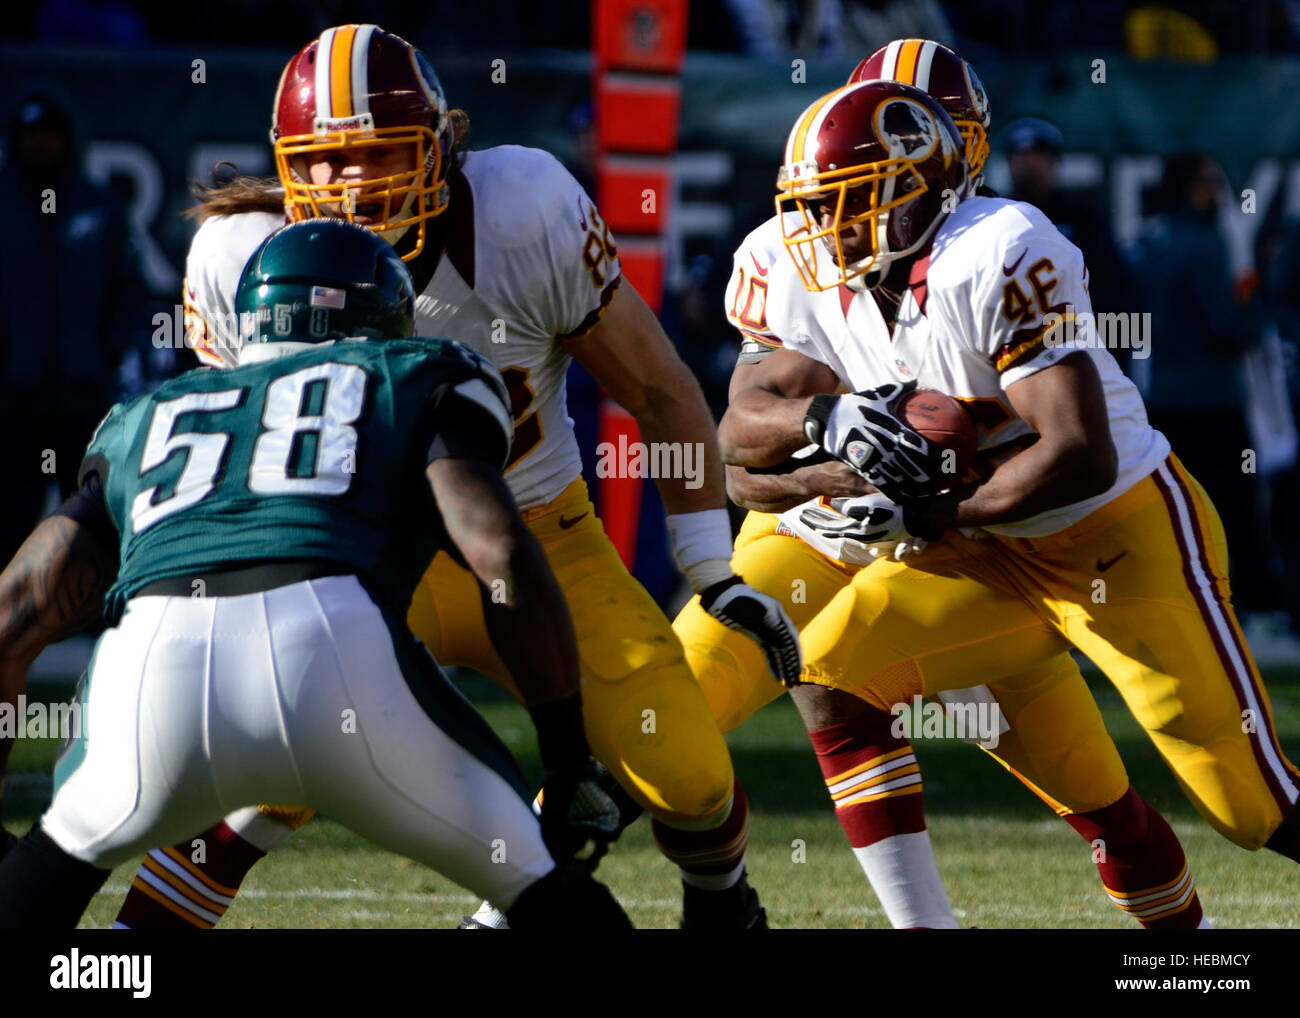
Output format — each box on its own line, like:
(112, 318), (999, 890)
(671, 41), (1213, 929)
(714, 76), (1300, 924)
(110, 24), (799, 930)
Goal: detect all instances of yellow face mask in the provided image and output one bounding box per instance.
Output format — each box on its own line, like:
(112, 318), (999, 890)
(274, 125), (449, 263)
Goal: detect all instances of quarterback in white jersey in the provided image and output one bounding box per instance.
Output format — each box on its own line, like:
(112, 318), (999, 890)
(714, 77), (1300, 923)
(114, 23), (799, 931)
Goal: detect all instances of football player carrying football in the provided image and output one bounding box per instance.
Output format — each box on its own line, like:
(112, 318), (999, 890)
(713, 73), (1300, 927)
(0, 220), (632, 930)
(664, 40), (1214, 929)
(671, 41), (1212, 929)
(111, 24), (797, 930)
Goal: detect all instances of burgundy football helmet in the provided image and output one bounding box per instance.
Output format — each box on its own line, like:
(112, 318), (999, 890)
(271, 24), (454, 261)
(776, 80), (965, 291)
(850, 39), (991, 193)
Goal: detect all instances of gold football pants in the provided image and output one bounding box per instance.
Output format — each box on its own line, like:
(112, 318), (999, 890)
(261, 479), (736, 833)
(673, 512), (1131, 816)
(407, 478), (735, 826)
(789, 455), (1299, 848)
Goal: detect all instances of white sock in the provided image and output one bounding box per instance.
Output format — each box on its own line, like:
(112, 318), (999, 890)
(681, 857), (746, 891)
(1198, 915), (1213, 929)
(223, 806), (297, 853)
(852, 831), (958, 929)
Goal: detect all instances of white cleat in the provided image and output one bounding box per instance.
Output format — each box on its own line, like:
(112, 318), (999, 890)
(457, 901), (510, 929)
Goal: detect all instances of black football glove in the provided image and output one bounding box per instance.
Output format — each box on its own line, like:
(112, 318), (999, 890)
(530, 695), (620, 871)
(699, 575), (803, 687)
(803, 380), (945, 502)
(539, 760), (621, 872)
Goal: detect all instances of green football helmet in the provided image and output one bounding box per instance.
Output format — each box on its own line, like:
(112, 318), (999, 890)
(234, 219), (416, 360)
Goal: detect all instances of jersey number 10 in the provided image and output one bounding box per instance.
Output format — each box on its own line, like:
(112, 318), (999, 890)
(131, 362), (367, 534)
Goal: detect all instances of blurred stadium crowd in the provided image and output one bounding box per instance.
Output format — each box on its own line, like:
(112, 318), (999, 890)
(6, 0), (1300, 54)
(2, 0), (1299, 656)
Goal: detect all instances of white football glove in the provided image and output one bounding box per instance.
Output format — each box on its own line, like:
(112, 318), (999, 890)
(868, 537), (929, 562)
(798, 493), (929, 562)
(802, 380), (945, 502)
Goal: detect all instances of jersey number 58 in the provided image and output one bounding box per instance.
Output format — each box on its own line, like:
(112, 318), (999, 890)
(132, 362), (366, 534)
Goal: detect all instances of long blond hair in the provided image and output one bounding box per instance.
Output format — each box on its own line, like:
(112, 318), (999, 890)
(185, 109), (471, 225)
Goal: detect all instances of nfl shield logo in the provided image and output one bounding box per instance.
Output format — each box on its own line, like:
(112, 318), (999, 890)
(847, 441), (869, 464)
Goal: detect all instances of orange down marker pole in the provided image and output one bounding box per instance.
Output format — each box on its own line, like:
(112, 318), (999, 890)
(592, 0), (688, 569)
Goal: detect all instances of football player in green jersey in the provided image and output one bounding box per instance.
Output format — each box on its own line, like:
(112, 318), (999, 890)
(0, 220), (629, 929)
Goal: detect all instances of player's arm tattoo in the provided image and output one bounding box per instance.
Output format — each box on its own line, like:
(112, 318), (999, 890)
(0, 502), (118, 656)
(0, 485), (117, 776)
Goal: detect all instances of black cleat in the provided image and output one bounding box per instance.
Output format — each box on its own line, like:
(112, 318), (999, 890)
(0, 828), (16, 863)
(681, 873), (768, 929)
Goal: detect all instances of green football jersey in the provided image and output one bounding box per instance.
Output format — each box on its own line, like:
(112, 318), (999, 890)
(81, 339), (510, 623)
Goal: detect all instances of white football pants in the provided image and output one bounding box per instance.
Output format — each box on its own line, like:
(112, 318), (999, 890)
(41, 575), (554, 909)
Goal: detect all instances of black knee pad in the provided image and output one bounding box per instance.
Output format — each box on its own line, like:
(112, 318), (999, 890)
(0, 823), (110, 929)
(506, 865), (633, 930)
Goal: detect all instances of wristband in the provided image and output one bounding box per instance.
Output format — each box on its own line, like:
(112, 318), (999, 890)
(698, 574), (743, 610)
(666, 508), (735, 593)
(528, 692), (590, 773)
(803, 393), (838, 446)
(902, 501), (945, 542)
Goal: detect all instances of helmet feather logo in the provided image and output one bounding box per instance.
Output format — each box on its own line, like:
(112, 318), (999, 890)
(873, 99), (938, 161)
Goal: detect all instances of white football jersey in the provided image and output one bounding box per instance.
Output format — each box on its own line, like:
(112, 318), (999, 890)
(184, 210), (286, 368)
(724, 213), (802, 362)
(182, 145), (621, 510)
(764, 196), (1170, 538)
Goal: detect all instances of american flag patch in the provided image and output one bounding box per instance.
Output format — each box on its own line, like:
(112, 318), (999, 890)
(310, 286), (346, 309)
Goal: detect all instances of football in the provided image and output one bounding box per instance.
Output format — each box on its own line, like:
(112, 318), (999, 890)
(897, 388), (978, 485)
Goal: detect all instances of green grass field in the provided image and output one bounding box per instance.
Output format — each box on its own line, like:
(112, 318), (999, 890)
(5, 666), (1299, 929)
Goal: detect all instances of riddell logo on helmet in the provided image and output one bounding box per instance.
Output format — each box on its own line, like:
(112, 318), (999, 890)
(316, 115), (374, 134)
